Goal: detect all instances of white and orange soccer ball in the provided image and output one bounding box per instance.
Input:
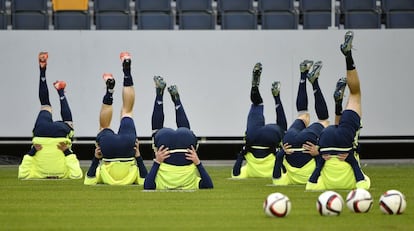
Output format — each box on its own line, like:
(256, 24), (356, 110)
(346, 188), (373, 213)
(379, 190), (407, 215)
(317, 191), (344, 216)
(263, 192), (291, 218)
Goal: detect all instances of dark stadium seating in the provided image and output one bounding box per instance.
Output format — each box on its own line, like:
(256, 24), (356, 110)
(299, 0), (339, 29)
(382, 0), (414, 28)
(135, 0), (174, 29)
(176, 0), (215, 30)
(258, 0), (298, 29)
(11, 0), (49, 29)
(0, 0), (6, 29)
(218, 0), (257, 29)
(52, 0), (91, 30)
(341, 0), (381, 29)
(94, 0), (132, 30)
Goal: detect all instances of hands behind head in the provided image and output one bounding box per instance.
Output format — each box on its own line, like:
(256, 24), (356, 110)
(154, 145), (170, 164)
(154, 145), (200, 165)
(185, 145), (200, 165)
(94, 144), (103, 159)
(302, 141), (319, 156)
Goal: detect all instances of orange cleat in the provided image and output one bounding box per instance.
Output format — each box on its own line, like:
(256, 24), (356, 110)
(39, 52), (48, 68)
(53, 80), (66, 90)
(119, 52), (131, 61)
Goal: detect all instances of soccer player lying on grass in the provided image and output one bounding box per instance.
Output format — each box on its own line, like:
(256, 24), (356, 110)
(272, 60), (329, 186)
(84, 52), (148, 186)
(231, 63), (287, 179)
(305, 31), (370, 191)
(18, 52), (83, 180)
(143, 77), (213, 190)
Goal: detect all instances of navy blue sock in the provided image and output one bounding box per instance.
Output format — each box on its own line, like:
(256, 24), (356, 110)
(39, 69), (50, 106)
(151, 94), (164, 131)
(296, 72), (308, 112)
(175, 99), (190, 129)
(274, 95), (287, 131)
(57, 90), (72, 122)
(102, 90), (113, 105)
(123, 69), (133, 87)
(335, 102), (343, 116)
(312, 79), (329, 120)
(250, 86), (263, 105)
(346, 51), (355, 70)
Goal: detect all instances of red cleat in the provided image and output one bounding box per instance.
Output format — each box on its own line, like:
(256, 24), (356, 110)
(39, 52), (48, 68)
(53, 80), (66, 90)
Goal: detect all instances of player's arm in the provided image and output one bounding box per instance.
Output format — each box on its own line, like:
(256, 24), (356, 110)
(144, 145), (170, 190)
(232, 146), (247, 177)
(186, 146), (213, 189)
(134, 138), (148, 178)
(273, 149), (286, 179)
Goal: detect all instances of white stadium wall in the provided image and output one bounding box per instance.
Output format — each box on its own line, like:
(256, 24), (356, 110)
(0, 29), (413, 138)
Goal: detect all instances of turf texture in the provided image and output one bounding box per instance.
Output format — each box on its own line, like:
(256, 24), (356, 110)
(0, 164), (413, 231)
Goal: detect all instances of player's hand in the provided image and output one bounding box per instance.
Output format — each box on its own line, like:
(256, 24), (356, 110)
(134, 138), (141, 158)
(57, 142), (70, 151)
(337, 153), (349, 161)
(302, 141), (319, 156)
(95, 146), (103, 159)
(322, 154), (331, 161)
(283, 143), (293, 154)
(33, 144), (43, 151)
(186, 145), (201, 165)
(154, 145), (170, 164)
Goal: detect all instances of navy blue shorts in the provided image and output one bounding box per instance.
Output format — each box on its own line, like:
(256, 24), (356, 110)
(282, 119), (324, 167)
(97, 117), (137, 158)
(33, 110), (72, 138)
(283, 119), (324, 147)
(318, 110), (361, 154)
(154, 127), (197, 166)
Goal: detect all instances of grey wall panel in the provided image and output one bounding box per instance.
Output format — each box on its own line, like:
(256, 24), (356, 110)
(0, 30), (413, 137)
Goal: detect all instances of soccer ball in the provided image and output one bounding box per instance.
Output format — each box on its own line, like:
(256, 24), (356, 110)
(346, 188), (373, 213)
(379, 190), (407, 215)
(263, 192), (291, 217)
(317, 191), (344, 216)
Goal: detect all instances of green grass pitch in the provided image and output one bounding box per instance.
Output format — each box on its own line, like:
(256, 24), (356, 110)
(0, 163), (413, 231)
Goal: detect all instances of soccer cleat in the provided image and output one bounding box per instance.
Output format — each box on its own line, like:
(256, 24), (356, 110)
(252, 62), (262, 87)
(340, 31), (354, 56)
(300, 60), (313, 73)
(53, 80), (66, 90)
(271, 81), (281, 97)
(38, 52), (48, 69)
(153, 76), (166, 90)
(333, 77), (347, 103)
(168, 85), (180, 102)
(103, 73), (115, 90)
(120, 52), (131, 69)
(154, 76), (166, 95)
(307, 61), (322, 84)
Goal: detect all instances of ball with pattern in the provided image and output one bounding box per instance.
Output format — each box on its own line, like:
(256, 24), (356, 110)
(379, 190), (407, 215)
(263, 192), (291, 217)
(346, 188), (373, 213)
(317, 191), (344, 216)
